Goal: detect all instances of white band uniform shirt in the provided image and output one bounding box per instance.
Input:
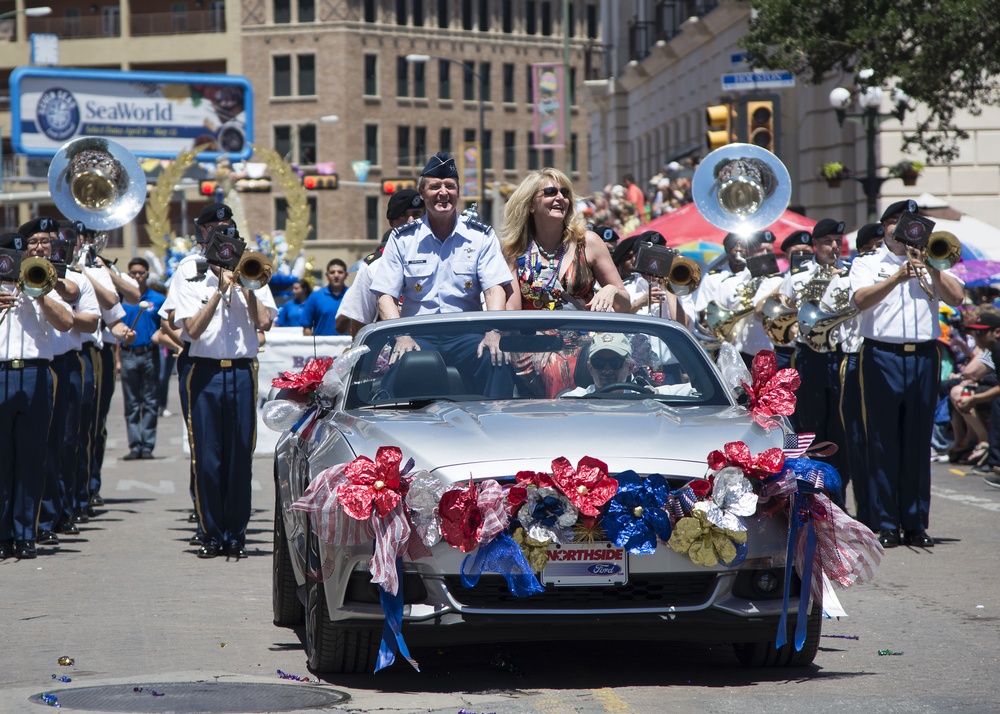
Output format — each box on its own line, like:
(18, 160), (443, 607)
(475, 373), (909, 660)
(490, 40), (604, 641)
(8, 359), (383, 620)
(49, 271), (100, 355)
(691, 266), (733, 315)
(848, 244), (962, 343)
(0, 281), (56, 361)
(82, 266), (134, 348)
(370, 215), (512, 317)
(716, 269), (772, 355)
(338, 254), (381, 326)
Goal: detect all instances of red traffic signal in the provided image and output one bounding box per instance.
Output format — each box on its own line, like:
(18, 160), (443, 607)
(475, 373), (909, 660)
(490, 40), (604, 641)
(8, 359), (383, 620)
(199, 180), (218, 196)
(381, 178), (417, 194)
(303, 175), (339, 190)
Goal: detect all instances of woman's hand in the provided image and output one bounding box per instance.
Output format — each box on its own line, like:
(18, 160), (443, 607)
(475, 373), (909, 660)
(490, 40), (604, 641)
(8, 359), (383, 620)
(586, 284), (619, 312)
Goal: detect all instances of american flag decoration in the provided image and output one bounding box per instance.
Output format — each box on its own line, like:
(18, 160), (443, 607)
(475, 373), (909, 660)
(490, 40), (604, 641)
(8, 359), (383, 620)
(783, 432), (815, 459)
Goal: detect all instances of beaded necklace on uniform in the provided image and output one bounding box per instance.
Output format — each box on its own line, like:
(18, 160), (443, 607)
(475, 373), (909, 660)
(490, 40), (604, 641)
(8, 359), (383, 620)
(522, 238), (567, 309)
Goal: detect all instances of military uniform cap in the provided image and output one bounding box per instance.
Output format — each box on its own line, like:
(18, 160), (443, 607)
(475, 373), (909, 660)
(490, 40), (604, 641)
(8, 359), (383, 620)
(780, 230), (812, 253)
(880, 199), (918, 223)
(420, 151), (459, 179)
(17, 216), (58, 239)
(0, 232), (24, 250)
(386, 189), (424, 221)
(812, 218), (846, 239)
(856, 223), (885, 253)
(195, 202), (234, 226)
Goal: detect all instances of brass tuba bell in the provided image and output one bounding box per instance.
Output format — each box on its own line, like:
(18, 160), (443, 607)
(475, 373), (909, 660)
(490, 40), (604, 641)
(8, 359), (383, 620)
(234, 250), (273, 291)
(48, 137), (148, 231)
(692, 143), (791, 235)
(761, 294), (799, 344)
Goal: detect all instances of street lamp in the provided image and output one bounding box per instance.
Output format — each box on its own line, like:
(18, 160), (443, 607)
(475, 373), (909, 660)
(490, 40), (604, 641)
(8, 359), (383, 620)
(406, 53), (485, 205)
(0, 6), (52, 19)
(829, 75), (911, 222)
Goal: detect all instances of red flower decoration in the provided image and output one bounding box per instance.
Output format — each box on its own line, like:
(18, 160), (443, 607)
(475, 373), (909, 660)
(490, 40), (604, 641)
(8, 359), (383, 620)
(515, 469), (555, 489)
(505, 486), (528, 518)
(688, 478), (713, 499)
(272, 357), (334, 395)
(439, 481), (484, 553)
(337, 446), (404, 520)
(550, 456), (618, 517)
(740, 351), (801, 430)
(707, 441), (786, 483)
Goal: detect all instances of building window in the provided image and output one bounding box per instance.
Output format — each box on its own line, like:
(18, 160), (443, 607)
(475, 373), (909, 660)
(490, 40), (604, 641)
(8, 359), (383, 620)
(274, 0), (290, 23)
(364, 0), (377, 22)
(526, 65), (533, 103)
(502, 63), (515, 103)
(365, 125), (379, 164)
(299, 0), (315, 22)
(503, 131), (516, 170)
(396, 56), (409, 97)
(525, 0), (536, 34)
(440, 127), (452, 155)
(570, 132), (578, 173)
(367, 197), (380, 240)
(65, 8), (81, 36)
(463, 61), (476, 101)
(396, 0), (407, 24)
(298, 54), (316, 96)
(569, 66), (576, 105)
(478, 0), (489, 31)
(541, 1), (552, 35)
(364, 55), (378, 96)
(527, 132), (538, 170)
(274, 125), (292, 159)
(566, 2), (573, 36)
(276, 197), (317, 241)
(414, 61), (426, 98)
(586, 2), (597, 38)
(171, 3), (187, 33)
(439, 60), (451, 99)
(462, 0), (473, 30)
(437, 0), (448, 28)
(464, 128), (476, 144)
(501, 0), (512, 32)
(415, 126), (428, 167)
(299, 123), (316, 164)
(398, 126), (411, 166)
(543, 147), (554, 168)
(479, 62), (491, 102)
(482, 130), (492, 169)
(413, 0), (424, 26)
(273, 55), (291, 97)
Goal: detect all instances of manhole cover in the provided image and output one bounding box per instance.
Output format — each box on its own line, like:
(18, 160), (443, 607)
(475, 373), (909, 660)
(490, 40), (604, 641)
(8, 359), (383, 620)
(30, 681), (349, 712)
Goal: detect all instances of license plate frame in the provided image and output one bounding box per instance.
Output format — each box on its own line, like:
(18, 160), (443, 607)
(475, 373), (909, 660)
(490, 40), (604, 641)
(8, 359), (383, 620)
(541, 541), (628, 587)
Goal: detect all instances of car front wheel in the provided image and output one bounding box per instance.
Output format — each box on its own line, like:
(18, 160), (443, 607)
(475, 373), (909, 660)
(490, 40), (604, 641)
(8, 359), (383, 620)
(733, 600), (822, 667)
(272, 489), (304, 626)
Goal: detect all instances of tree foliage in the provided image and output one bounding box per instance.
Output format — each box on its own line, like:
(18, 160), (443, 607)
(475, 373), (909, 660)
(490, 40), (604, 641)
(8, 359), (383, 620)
(740, 0), (1000, 162)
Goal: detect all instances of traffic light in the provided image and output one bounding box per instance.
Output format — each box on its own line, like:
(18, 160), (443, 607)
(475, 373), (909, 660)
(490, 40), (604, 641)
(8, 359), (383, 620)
(303, 174), (339, 190)
(381, 178), (417, 194)
(235, 178), (272, 192)
(705, 104), (732, 151)
(746, 100), (775, 153)
(199, 180), (218, 196)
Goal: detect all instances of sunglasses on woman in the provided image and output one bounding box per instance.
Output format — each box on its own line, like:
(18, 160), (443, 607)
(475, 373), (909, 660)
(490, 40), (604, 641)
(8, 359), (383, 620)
(539, 186), (572, 198)
(589, 356), (625, 370)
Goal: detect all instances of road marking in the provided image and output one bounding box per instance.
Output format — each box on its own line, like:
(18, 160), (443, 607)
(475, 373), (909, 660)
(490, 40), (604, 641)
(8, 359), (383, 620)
(115, 480), (176, 494)
(932, 486), (1000, 513)
(592, 688), (630, 711)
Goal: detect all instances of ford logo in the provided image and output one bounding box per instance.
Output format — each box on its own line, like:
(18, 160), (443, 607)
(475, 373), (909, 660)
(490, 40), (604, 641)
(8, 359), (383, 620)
(587, 564), (621, 576)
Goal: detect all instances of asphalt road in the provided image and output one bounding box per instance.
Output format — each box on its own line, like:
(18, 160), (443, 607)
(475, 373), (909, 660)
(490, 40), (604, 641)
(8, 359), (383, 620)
(2, 384), (1000, 713)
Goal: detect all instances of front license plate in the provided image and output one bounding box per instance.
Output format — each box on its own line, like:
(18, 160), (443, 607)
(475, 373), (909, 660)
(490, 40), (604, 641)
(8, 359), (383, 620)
(541, 542), (628, 587)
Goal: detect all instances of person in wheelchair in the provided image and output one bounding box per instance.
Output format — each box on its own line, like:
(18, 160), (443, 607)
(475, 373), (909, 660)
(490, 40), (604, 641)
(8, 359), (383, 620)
(561, 332), (697, 398)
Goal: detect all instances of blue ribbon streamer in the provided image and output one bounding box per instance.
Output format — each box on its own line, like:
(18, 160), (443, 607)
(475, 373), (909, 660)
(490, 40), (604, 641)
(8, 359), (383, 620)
(290, 404), (318, 434)
(375, 558), (420, 673)
(775, 492), (818, 651)
(460, 534), (545, 597)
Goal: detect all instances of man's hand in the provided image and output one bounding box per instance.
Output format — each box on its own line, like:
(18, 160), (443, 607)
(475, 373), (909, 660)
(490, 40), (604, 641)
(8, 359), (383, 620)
(476, 329), (507, 366)
(111, 321), (136, 345)
(389, 335), (420, 364)
(0, 288), (18, 311)
(219, 269), (234, 293)
(956, 394), (975, 413)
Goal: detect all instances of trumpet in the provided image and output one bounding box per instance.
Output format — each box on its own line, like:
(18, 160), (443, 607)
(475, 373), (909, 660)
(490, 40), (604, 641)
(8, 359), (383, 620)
(0, 257), (60, 330)
(665, 255), (701, 296)
(234, 250), (273, 291)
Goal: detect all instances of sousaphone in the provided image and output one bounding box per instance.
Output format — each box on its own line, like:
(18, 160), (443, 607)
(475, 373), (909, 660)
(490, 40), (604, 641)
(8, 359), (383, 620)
(692, 143), (791, 235)
(48, 137), (147, 231)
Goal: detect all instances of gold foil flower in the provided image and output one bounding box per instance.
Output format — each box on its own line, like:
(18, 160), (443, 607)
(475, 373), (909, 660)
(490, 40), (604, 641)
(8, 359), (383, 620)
(512, 526), (552, 573)
(668, 506), (747, 567)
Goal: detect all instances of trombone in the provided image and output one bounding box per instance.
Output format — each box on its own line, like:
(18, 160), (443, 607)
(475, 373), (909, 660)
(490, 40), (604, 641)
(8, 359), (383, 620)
(0, 257), (60, 330)
(907, 231), (962, 300)
(220, 250), (274, 305)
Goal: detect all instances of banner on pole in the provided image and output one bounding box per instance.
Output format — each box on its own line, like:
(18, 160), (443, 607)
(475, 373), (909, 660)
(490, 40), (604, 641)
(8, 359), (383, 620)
(532, 63), (565, 149)
(458, 141), (482, 202)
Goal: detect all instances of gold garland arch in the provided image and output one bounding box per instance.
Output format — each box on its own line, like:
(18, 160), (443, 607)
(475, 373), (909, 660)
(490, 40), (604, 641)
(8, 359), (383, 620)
(250, 145), (312, 258)
(144, 143), (211, 251)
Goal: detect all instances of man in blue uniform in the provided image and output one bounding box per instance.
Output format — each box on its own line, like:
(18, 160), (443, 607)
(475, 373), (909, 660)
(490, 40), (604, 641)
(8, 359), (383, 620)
(119, 258), (167, 460)
(850, 200), (964, 548)
(0, 228), (75, 559)
(172, 225), (277, 559)
(303, 259), (348, 335)
(370, 152), (515, 394)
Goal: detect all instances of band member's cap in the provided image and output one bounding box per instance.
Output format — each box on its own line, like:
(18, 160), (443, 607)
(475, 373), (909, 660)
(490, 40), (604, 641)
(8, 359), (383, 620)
(17, 216), (58, 239)
(855, 223), (886, 253)
(0, 232), (24, 250)
(195, 202), (234, 226)
(386, 189), (424, 221)
(811, 218), (846, 239)
(880, 199), (918, 223)
(780, 230), (812, 252)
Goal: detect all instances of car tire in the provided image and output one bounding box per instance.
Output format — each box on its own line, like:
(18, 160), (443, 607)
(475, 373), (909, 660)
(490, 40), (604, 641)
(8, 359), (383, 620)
(272, 490), (304, 627)
(733, 600), (823, 667)
(304, 536), (380, 674)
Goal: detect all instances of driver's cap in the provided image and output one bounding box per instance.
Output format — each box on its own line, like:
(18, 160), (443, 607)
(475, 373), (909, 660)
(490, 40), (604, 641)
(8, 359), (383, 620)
(589, 333), (632, 358)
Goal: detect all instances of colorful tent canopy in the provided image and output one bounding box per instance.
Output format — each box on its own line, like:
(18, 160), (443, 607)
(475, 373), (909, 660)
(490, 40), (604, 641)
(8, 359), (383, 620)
(628, 203), (817, 250)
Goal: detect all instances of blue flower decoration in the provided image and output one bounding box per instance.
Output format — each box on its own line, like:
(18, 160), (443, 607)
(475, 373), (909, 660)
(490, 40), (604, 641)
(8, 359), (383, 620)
(602, 471), (672, 554)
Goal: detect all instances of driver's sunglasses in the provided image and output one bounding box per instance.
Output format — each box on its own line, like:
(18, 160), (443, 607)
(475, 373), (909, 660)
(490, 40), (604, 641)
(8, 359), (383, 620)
(590, 356), (625, 370)
(540, 186), (571, 198)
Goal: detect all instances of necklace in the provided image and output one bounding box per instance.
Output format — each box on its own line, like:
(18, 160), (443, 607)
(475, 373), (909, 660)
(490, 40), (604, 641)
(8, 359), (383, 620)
(534, 239), (563, 261)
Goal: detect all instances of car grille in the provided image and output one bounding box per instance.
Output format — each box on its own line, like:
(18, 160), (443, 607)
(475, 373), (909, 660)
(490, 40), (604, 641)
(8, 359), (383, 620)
(443, 574), (717, 610)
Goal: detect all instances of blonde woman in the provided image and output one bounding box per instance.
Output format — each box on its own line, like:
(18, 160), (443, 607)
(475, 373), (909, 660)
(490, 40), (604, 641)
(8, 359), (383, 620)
(500, 169), (629, 313)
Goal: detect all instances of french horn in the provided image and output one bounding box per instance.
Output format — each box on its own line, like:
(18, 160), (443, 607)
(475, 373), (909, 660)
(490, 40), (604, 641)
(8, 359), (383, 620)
(761, 294), (799, 344)
(798, 300), (859, 353)
(48, 137), (148, 231)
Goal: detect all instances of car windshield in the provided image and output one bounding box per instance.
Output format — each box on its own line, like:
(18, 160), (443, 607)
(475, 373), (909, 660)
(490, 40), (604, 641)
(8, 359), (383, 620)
(344, 314), (729, 410)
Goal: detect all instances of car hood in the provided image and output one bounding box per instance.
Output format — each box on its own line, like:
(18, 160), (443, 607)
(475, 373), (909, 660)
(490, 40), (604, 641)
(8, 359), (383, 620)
(335, 399), (782, 480)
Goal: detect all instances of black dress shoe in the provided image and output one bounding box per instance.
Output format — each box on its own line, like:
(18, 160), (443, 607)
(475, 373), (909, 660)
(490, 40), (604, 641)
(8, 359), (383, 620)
(71, 511), (89, 524)
(0, 541), (13, 559)
(15, 541), (37, 559)
(878, 529), (900, 548)
(89, 493), (104, 507)
(141, 450), (153, 459)
(56, 520), (80, 536)
(189, 533), (204, 546)
(226, 542), (247, 559)
(188, 511), (199, 523)
(122, 450), (142, 461)
(37, 530), (59, 546)
(902, 530), (935, 547)
(197, 542), (221, 559)
(86, 506), (98, 518)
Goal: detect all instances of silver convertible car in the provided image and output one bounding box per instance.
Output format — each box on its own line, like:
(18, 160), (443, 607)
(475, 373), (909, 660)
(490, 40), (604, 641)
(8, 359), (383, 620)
(271, 311), (820, 674)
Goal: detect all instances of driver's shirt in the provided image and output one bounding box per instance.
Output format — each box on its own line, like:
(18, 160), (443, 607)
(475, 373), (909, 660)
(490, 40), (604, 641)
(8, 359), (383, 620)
(562, 382), (697, 397)
(370, 214), (512, 316)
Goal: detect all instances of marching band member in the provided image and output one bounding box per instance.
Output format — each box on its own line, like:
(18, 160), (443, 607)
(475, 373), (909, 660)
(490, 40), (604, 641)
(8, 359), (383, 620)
(764, 230), (813, 369)
(171, 221), (276, 559)
(0, 227), (74, 560)
(708, 231), (775, 367)
(850, 200), (963, 548)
